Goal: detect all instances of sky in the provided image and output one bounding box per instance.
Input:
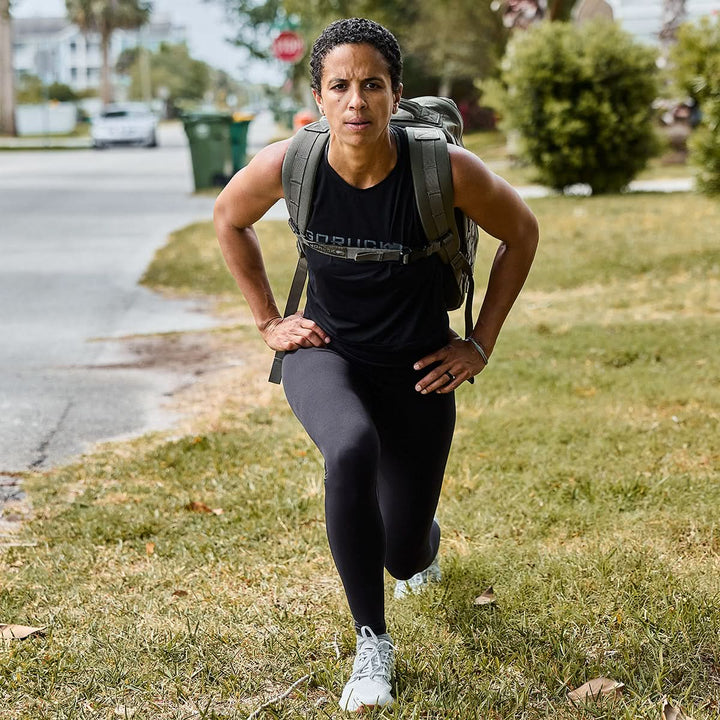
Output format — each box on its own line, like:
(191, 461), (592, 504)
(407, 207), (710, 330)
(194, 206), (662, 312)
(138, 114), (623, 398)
(12, 0), (285, 84)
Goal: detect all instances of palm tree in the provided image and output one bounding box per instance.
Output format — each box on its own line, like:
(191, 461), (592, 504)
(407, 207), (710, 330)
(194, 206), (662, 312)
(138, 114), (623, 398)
(0, 0), (15, 135)
(65, 0), (152, 105)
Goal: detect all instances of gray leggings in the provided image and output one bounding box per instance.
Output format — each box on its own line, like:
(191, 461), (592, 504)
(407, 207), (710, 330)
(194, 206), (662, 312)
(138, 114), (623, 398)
(282, 347), (455, 634)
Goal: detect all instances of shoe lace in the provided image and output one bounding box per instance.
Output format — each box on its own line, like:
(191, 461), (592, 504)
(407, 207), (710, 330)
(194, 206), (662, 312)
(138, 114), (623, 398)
(351, 627), (394, 682)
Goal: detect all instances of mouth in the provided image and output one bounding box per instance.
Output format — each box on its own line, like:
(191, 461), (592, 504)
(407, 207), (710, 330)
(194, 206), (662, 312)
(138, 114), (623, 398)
(346, 118), (371, 131)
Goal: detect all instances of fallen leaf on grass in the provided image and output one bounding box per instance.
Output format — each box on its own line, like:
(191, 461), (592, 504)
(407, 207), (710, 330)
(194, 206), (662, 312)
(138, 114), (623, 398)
(185, 501), (223, 516)
(172, 590), (188, 597)
(0, 624), (46, 640)
(474, 586), (496, 605)
(568, 677), (624, 703)
(663, 701), (694, 720)
(145, 542), (155, 556)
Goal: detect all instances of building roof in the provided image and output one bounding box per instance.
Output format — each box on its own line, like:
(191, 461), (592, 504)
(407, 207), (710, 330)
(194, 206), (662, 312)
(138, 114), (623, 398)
(13, 17), (71, 39)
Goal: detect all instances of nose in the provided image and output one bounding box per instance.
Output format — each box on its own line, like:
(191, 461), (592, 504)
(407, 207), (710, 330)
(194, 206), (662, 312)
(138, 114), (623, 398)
(348, 86), (367, 110)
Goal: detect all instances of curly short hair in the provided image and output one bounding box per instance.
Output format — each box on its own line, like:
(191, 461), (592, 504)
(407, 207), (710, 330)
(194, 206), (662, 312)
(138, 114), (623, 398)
(310, 18), (403, 93)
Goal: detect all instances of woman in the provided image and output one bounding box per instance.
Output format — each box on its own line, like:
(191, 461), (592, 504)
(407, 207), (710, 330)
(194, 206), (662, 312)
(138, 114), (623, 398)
(214, 18), (538, 712)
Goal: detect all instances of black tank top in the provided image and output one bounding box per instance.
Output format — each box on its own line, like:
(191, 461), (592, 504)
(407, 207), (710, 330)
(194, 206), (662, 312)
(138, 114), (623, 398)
(303, 127), (450, 367)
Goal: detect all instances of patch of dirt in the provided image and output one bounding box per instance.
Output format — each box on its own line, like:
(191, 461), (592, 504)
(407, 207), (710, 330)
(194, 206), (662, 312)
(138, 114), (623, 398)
(96, 316), (279, 436)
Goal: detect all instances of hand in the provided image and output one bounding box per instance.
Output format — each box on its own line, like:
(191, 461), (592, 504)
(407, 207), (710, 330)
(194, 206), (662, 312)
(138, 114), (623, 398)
(413, 337), (488, 394)
(260, 312), (331, 352)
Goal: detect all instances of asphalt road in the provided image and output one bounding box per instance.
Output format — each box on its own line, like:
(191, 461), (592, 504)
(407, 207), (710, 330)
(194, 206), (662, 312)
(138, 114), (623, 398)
(0, 122), (240, 473)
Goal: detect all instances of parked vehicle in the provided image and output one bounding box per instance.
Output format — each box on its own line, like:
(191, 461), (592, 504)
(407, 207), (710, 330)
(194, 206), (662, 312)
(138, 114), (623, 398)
(91, 104), (158, 148)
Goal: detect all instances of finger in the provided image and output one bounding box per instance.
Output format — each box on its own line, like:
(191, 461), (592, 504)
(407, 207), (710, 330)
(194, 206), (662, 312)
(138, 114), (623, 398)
(415, 368), (453, 394)
(297, 319), (331, 344)
(413, 346), (450, 371)
(294, 328), (329, 347)
(436, 370), (467, 393)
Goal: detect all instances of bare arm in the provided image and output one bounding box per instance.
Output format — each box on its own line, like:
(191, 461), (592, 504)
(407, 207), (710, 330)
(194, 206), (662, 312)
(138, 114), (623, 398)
(414, 145), (539, 393)
(213, 140), (330, 351)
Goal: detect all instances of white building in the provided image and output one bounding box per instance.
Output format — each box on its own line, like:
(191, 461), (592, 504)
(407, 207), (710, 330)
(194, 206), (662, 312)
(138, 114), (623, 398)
(606, 0), (720, 44)
(12, 15), (186, 91)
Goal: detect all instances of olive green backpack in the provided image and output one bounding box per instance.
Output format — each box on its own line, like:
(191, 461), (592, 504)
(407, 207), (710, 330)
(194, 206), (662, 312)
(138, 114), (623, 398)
(269, 96), (479, 384)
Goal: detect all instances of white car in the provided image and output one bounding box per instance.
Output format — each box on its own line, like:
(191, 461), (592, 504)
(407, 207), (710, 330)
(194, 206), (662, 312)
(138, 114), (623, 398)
(91, 104), (158, 148)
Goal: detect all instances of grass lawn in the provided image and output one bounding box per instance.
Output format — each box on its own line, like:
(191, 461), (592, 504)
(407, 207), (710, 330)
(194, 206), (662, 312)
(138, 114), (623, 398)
(2, 193), (719, 719)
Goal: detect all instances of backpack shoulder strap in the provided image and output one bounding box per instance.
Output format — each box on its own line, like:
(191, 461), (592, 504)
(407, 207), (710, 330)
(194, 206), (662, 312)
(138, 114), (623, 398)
(269, 121), (328, 385)
(405, 126), (476, 344)
(405, 126), (459, 261)
(267, 254), (308, 385)
(282, 119), (329, 235)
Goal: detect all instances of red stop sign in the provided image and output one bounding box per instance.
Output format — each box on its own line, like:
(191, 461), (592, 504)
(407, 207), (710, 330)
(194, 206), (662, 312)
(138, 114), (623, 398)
(272, 31), (305, 63)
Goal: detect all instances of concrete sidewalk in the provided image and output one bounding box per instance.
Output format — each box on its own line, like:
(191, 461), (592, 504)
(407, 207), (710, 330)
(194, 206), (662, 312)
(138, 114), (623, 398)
(0, 134), (92, 149)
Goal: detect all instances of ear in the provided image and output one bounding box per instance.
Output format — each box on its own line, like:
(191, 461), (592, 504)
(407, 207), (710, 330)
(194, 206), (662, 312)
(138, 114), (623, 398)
(392, 83), (403, 113)
(312, 88), (324, 115)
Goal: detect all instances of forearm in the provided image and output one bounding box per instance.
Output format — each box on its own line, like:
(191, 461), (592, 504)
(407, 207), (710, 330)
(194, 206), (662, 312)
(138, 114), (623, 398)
(215, 221), (281, 332)
(470, 233), (537, 356)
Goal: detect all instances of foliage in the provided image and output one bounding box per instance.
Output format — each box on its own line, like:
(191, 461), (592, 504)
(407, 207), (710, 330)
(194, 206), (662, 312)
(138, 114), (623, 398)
(64, 0), (151, 36)
(15, 75), (80, 104)
(672, 15), (720, 195)
(400, 0), (507, 97)
(213, 0), (507, 99)
(46, 81), (80, 102)
(15, 74), (44, 104)
(118, 43), (211, 116)
(501, 19), (660, 194)
(65, 0), (151, 103)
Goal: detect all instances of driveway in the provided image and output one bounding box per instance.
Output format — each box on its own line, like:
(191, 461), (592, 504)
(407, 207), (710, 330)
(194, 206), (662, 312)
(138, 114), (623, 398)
(0, 122), (235, 473)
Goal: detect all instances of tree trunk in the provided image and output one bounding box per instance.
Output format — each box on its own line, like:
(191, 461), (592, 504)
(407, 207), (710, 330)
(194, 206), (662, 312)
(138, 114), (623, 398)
(660, 0), (687, 44)
(438, 72), (452, 99)
(100, 29), (112, 105)
(0, 0), (16, 135)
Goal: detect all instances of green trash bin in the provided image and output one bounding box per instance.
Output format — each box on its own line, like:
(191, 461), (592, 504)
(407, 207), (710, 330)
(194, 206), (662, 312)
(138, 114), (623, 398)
(182, 112), (233, 190)
(230, 113), (254, 173)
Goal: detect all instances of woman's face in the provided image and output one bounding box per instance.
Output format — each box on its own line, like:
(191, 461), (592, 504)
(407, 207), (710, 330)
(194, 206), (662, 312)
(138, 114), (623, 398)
(313, 43), (402, 148)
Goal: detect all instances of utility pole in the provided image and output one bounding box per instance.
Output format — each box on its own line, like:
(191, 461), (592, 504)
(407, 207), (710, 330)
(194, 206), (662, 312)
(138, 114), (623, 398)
(0, 0), (16, 136)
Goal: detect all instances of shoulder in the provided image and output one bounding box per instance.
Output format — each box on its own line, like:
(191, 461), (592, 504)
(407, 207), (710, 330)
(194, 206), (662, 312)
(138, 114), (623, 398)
(448, 144), (496, 195)
(214, 138), (291, 227)
(220, 137), (290, 200)
(448, 143), (519, 211)
(244, 138), (292, 188)
(446, 144), (538, 240)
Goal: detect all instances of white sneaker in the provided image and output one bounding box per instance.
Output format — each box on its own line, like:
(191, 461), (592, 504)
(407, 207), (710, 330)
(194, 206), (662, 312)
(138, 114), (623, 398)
(393, 553), (441, 599)
(339, 626), (395, 712)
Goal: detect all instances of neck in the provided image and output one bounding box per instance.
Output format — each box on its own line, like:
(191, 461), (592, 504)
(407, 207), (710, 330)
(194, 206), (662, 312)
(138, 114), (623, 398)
(327, 128), (397, 189)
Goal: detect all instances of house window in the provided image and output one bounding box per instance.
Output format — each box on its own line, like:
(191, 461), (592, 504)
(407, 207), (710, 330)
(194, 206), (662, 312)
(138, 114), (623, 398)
(71, 67), (78, 80)
(70, 41), (77, 52)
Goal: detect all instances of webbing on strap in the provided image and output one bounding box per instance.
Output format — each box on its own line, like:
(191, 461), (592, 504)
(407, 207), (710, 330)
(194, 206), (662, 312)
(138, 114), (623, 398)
(405, 127), (459, 263)
(271, 122), (329, 384)
(282, 121), (329, 236)
(268, 254), (308, 384)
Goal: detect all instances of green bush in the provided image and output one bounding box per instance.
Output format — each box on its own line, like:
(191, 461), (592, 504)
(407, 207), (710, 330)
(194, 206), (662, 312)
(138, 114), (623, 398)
(501, 20), (660, 193)
(672, 16), (720, 195)
(47, 81), (79, 102)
